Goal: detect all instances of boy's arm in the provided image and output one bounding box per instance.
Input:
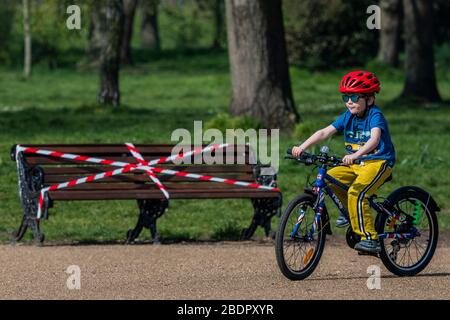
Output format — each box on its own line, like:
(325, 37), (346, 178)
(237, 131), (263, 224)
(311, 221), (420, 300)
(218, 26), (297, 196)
(292, 125), (337, 157)
(342, 127), (381, 164)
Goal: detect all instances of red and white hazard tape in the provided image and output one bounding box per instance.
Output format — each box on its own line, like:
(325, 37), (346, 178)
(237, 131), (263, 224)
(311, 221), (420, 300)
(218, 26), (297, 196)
(125, 143), (169, 199)
(16, 143), (227, 218)
(15, 143), (280, 219)
(15, 143), (221, 170)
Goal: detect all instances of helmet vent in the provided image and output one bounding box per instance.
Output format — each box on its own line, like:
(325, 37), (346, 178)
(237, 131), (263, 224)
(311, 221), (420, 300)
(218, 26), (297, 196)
(340, 70), (381, 94)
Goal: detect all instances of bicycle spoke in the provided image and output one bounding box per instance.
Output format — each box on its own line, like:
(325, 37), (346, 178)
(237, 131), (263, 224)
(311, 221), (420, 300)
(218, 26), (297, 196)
(406, 245), (413, 266)
(399, 247), (408, 266)
(413, 239), (427, 252)
(412, 240), (422, 262)
(287, 206), (317, 271)
(384, 196), (437, 269)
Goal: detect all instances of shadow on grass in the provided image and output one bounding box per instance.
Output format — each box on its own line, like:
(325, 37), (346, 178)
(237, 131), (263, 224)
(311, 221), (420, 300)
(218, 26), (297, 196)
(211, 221), (244, 241)
(385, 96), (450, 109)
(131, 47), (229, 73)
(75, 48), (229, 75)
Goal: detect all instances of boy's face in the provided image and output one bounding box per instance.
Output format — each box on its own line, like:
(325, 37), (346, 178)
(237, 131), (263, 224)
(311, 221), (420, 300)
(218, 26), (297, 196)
(343, 93), (374, 116)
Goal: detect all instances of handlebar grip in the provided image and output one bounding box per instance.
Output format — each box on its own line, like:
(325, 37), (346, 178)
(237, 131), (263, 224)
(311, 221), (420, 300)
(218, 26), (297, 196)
(286, 148), (293, 155)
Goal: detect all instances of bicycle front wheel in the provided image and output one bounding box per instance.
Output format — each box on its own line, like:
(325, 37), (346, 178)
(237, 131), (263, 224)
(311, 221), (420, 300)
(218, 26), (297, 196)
(275, 193), (326, 280)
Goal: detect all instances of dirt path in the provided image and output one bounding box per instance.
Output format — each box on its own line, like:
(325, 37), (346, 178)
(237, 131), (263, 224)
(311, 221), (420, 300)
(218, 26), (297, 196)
(1, 236), (449, 300)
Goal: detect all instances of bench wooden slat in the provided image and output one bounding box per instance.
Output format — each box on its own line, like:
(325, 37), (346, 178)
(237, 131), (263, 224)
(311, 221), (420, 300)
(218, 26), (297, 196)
(19, 144), (249, 154)
(25, 155), (253, 166)
(23, 149), (248, 158)
(43, 173), (255, 183)
(42, 182), (259, 190)
(41, 165), (254, 175)
(48, 189), (279, 200)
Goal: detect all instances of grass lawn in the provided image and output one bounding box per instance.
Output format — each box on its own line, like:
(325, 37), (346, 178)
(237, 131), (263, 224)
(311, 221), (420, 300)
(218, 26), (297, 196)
(1, 50), (449, 243)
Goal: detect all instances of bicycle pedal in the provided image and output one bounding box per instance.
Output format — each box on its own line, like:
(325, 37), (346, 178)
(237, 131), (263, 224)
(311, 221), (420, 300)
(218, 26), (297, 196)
(357, 251), (379, 258)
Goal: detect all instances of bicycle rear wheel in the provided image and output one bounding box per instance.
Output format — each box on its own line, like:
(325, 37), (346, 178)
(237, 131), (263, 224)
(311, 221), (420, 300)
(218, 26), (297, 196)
(275, 193), (326, 280)
(378, 190), (439, 276)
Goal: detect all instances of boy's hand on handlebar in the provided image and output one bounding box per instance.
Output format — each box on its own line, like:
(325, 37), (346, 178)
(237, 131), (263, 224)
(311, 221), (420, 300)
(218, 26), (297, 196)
(292, 146), (304, 157)
(342, 154), (359, 165)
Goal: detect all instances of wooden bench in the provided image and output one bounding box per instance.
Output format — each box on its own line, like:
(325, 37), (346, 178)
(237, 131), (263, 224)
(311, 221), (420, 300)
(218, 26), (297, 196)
(10, 144), (282, 245)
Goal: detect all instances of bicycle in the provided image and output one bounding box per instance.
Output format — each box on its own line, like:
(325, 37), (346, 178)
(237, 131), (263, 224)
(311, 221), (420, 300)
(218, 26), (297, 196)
(275, 146), (440, 280)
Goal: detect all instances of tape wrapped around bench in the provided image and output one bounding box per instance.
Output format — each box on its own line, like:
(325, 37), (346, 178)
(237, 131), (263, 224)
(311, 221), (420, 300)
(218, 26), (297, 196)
(11, 143), (281, 244)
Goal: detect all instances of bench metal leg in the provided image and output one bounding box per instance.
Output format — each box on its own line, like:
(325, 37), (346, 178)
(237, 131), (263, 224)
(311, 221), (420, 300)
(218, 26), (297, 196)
(12, 215), (45, 246)
(12, 215), (29, 242)
(242, 196), (282, 240)
(12, 151), (46, 246)
(126, 199), (168, 244)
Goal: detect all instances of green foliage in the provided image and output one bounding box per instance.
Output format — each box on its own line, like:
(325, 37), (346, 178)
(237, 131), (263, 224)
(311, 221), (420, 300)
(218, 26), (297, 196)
(283, 0), (378, 69)
(158, 0), (219, 51)
(1, 0), (88, 67)
(204, 113), (263, 133)
(435, 43), (450, 76)
(364, 59), (400, 78)
(31, 0), (88, 67)
(2, 0), (223, 67)
(292, 121), (317, 140)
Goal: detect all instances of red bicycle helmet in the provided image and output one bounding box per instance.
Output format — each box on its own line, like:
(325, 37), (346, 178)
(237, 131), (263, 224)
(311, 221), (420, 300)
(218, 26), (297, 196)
(339, 70), (380, 94)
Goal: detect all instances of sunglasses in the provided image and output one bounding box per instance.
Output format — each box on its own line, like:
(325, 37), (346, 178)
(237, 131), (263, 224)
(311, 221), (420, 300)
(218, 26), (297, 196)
(342, 94), (367, 103)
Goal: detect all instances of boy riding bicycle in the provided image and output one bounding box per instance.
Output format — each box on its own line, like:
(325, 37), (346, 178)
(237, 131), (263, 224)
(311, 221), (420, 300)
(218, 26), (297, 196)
(292, 70), (396, 254)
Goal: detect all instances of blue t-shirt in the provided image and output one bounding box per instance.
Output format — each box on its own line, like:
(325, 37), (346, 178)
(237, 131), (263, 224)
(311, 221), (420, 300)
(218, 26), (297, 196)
(331, 106), (396, 167)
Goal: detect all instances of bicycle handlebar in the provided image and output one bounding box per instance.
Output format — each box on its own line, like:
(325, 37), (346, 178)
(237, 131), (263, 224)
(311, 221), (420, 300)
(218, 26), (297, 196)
(286, 147), (361, 166)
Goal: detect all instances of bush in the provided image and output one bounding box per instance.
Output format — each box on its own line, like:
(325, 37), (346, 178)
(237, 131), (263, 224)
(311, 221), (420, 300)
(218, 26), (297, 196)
(0, 0), (88, 67)
(435, 43), (450, 77)
(204, 113), (263, 133)
(159, 0), (220, 50)
(283, 0), (378, 70)
(364, 59), (400, 79)
(292, 121), (316, 140)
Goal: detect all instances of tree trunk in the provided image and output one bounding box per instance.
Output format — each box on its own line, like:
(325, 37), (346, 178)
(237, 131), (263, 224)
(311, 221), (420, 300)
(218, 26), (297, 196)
(211, 0), (224, 49)
(377, 0), (402, 67)
(85, 4), (102, 66)
(401, 0), (441, 102)
(91, 0), (124, 107)
(140, 0), (161, 51)
(23, 0), (31, 79)
(225, 0), (299, 132)
(121, 0), (138, 65)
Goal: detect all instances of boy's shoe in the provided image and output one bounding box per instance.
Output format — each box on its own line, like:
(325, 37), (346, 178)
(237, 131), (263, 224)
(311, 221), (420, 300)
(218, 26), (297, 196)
(354, 240), (381, 254)
(335, 215), (350, 228)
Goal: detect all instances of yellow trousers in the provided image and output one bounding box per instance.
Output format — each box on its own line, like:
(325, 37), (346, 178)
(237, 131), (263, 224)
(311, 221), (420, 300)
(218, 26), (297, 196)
(327, 160), (392, 240)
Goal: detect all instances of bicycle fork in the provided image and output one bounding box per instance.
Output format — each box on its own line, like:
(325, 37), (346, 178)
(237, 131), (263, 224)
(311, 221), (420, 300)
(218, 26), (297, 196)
(290, 190), (325, 241)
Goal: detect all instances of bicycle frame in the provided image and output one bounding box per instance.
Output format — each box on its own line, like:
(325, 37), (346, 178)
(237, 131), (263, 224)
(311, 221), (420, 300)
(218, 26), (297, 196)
(293, 165), (419, 241)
